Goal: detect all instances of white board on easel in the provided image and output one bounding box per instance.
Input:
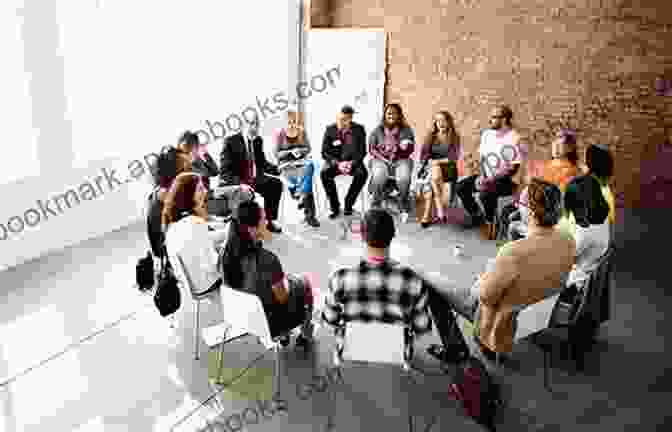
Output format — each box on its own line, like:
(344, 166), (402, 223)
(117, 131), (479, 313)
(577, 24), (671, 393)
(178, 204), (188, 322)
(303, 29), (386, 160)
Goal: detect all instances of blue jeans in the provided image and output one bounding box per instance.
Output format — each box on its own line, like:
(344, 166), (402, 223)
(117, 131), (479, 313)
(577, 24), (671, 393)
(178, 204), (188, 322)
(286, 159), (316, 194)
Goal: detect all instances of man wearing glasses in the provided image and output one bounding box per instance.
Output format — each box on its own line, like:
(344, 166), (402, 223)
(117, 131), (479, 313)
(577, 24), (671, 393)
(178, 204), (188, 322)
(455, 105), (523, 239)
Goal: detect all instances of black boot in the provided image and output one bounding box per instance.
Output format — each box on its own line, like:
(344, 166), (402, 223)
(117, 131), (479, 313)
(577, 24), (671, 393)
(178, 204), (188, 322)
(302, 193), (320, 227)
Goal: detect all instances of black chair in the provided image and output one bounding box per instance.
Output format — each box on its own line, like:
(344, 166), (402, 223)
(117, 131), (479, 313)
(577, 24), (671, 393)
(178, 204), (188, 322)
(534, 246), (615, 376)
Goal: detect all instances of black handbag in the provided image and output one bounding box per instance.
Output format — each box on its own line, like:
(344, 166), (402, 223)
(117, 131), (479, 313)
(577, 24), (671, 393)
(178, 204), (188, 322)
(136, 251), (155, 291)
(154, 246), (181, 317)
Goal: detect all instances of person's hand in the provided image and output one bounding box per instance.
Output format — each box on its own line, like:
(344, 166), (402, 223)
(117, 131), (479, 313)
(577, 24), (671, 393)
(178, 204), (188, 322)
(241, 184), (254, 194)
(399, 139), (412, 151)
(333, 139), (342, 147)
(343, 161), (353, 174)
(337, 161), (349, 174)
(292, 148), (303, 158)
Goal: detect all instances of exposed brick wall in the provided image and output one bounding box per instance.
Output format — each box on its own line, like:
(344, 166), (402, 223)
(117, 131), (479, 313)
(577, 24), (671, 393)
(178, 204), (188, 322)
(311, 0), (672, 209)
(307, 0), (332, 28)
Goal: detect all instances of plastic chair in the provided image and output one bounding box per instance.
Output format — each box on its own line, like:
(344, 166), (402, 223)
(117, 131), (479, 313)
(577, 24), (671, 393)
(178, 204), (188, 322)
(210, 286), (308, 397)
(165, 222), (224, 360)
(329, 320), (415, 430)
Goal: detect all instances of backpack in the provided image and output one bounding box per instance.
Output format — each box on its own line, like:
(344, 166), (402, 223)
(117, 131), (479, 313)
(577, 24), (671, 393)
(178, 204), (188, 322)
(153, 246), (181, 317)
(136, 251), (155, 291)
(449, 356), (503, 431)
(157, 146), (179, 181)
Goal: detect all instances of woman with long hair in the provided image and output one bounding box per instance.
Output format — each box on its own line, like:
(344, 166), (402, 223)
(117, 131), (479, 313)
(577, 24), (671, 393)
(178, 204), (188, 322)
(272, 111), (320, 227)
(162, 172), (224, 297)
(161, 172), (209, 227)
(219, 200), (315, 345)
(417, 110), (462, 228)
(367, 103), (416, 219)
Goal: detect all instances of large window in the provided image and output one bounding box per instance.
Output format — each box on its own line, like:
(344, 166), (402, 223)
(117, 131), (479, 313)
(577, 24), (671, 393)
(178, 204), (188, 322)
(0, 0), (40, 185)
(57, 0), (293, 168)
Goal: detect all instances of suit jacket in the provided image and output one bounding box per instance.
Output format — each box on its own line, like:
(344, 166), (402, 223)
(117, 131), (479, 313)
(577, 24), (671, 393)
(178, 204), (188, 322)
(220, 133), (279, 186)
(192, 152), (219, 190)
(477, 228), (575, 353)
(321, 122), (367, 168)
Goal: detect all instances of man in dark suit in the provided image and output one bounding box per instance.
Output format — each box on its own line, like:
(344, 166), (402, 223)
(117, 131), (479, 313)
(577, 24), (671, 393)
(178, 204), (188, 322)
(220, 116), (283, 233)
(320, 105), (368, 218)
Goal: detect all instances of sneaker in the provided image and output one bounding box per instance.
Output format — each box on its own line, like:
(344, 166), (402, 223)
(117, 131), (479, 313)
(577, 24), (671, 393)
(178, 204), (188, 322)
(400, 212), (409, 223)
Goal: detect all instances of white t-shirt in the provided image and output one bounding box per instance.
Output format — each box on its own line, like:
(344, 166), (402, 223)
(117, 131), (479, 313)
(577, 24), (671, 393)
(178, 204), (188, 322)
(479, 129), (521, 179)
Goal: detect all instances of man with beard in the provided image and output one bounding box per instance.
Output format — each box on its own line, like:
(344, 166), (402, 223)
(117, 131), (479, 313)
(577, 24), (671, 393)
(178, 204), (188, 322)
(455, 105), (522, 239)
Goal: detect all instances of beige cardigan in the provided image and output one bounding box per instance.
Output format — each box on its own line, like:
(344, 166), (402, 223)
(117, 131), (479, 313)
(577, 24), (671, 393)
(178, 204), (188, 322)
(478, 228), (575, 353)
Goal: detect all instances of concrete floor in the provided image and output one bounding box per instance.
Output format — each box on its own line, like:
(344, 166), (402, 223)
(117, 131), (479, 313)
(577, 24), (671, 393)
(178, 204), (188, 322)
(0, 199), (669, 431)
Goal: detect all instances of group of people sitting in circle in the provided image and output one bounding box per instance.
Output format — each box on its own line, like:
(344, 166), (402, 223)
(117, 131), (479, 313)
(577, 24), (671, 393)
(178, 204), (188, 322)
(147, 101), (616, 363)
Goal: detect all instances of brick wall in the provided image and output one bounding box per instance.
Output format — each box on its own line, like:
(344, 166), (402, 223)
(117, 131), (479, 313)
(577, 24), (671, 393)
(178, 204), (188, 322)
(311, 0), (672, 209)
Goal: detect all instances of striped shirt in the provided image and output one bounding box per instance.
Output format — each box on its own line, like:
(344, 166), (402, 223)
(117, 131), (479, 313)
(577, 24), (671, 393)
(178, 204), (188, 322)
(322, 259), (433, 335)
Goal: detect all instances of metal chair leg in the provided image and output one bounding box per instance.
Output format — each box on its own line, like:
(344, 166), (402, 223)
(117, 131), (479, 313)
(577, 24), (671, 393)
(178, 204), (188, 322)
(543, 348), (552, 391)
(194, 300), (201, 360)
(274, 343), (281, 397)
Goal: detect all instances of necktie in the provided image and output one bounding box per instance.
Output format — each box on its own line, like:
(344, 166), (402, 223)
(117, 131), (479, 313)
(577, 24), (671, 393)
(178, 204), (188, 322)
(248, 137), (257, 180)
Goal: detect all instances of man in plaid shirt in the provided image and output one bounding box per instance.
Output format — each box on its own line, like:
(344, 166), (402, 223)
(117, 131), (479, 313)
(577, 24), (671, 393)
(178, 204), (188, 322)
(322, 209), (469, 362)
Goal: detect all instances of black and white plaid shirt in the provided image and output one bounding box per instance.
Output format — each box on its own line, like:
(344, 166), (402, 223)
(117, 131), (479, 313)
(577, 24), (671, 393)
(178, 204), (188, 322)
(322, 259), (433, 335)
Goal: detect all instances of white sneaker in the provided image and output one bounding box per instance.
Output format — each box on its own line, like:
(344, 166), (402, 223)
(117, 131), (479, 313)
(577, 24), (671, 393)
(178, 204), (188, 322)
(400, 212), (409, 223)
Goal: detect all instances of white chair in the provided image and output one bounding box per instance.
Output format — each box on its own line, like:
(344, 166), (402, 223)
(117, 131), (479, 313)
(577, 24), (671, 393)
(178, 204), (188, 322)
(267, 166), (322, 225)
(318, 158), (367, 216)
(333, 321), (413, 371)
(165, 222), (223, 360)
(328, 321), (415, 430)
(208, 286), (307, 397)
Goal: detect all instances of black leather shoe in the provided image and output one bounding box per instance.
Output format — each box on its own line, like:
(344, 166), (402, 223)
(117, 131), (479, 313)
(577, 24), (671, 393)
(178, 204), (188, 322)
(343, 208), (354, 216)
(329, 210), (341, 219)
(421, 221), (431, 229)
(305, 217), (320, 227)
(267, 222), (282, 233)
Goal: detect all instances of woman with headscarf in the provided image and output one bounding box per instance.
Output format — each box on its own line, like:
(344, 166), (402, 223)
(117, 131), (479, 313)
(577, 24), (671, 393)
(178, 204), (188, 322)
(218, 200), (316, 345)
